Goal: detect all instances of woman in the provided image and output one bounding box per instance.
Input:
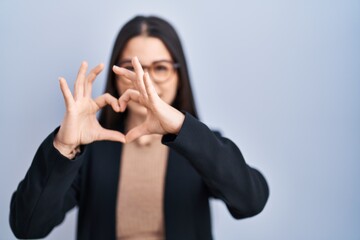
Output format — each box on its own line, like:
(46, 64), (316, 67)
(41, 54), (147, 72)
(10, 16), (269, 240)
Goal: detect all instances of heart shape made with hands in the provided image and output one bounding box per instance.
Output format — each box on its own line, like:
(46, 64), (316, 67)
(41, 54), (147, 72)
(112, 57), (184, 143)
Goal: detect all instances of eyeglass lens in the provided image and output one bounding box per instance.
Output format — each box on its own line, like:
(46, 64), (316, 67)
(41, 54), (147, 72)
(119, 61), (177, 82)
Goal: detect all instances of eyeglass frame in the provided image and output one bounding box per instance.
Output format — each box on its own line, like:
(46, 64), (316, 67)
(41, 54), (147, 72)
(116, 59), (180, 83)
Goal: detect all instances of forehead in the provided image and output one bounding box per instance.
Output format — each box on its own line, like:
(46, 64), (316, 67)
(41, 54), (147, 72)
(120, 36), (172, 64)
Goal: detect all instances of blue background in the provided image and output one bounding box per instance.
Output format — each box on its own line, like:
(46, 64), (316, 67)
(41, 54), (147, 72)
(0, 0), (359, 239)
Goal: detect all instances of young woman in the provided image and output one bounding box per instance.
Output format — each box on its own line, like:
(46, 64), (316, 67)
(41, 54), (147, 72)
(10, 16), (269, 240)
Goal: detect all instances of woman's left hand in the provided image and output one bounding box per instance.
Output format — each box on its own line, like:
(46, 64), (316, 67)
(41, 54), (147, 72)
(113, 56), (185, 143)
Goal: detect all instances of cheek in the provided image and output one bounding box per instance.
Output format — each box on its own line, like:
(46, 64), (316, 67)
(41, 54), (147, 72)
(160, 77), (179, 105)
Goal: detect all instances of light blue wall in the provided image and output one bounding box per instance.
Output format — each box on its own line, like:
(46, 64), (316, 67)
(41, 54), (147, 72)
(1, 1), (359, 239)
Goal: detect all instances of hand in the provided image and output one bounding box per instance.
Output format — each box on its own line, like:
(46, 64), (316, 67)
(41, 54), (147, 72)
(54, 62), (125, 158)
(113, 56), (185, 143)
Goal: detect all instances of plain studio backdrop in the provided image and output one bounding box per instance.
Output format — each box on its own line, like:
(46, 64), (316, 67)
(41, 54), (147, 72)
(0, 0), (359, 239)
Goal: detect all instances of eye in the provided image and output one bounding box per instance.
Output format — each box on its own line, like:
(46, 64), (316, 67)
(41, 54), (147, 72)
(120, 63), (134, 72)
(154, 64), (169, 73)
(124, 66), (135, 72)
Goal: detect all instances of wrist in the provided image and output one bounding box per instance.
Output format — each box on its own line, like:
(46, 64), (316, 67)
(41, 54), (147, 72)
(172, 111), (185, 135)
(53, 137), (80, 159)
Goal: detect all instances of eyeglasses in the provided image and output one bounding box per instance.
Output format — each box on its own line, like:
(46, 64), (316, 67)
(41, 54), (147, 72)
(117, 59), (180, 83)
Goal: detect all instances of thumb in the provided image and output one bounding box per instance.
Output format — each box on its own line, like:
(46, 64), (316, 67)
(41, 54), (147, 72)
(125, 124), (149, 143)
(97, 128), (126, 143)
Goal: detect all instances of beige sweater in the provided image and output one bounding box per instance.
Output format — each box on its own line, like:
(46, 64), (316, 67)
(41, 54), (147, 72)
(116, 136), (168, 240)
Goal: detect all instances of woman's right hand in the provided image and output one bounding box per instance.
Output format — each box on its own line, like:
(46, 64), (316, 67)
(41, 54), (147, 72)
(54, 62), (125, 159)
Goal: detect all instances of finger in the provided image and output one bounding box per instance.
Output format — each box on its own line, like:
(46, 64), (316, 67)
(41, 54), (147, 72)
(59, 77), (74, 109)
(113, 65), (136, 81)
(85, 63), (104, 97)
(143, 72), (159, 104)
(132, 56), (148, 98)
(74, 61), (88, 100)
(94, 93), (120, 112)
(125, 124), (149, 143)
(97, 128), (126, 143)
(118, 89), (141, 112)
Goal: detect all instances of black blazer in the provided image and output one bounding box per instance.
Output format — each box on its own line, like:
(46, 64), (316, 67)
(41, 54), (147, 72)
(10, 113), (269, 240)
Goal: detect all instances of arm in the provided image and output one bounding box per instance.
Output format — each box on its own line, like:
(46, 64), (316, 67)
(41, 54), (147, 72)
(10, 62), (125, 238)
(10, 129), (84, 239)
(162, 113), (269, 219)
(113, 57), (269, 218)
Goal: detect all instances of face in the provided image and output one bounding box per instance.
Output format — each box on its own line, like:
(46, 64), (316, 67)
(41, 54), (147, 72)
(116, 36), (179, 116)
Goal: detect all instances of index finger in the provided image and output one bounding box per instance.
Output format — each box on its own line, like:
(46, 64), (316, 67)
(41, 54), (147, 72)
(113, 65), (136, 81)
(132, 56), (148, 98)
(85, 63), (104, 97)
(74, 61), (88, 100)
(94, 93), (120, 112)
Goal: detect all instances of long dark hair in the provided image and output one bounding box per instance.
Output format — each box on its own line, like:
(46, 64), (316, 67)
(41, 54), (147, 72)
(99, 15), (198, 130)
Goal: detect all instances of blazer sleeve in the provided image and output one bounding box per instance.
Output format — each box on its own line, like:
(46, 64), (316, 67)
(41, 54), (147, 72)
(162, 112), (269, 219)
(9, 128), (86, 239)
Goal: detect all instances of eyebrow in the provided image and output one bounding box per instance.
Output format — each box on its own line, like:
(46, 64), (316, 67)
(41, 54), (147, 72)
(118, 59), (174, 65)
